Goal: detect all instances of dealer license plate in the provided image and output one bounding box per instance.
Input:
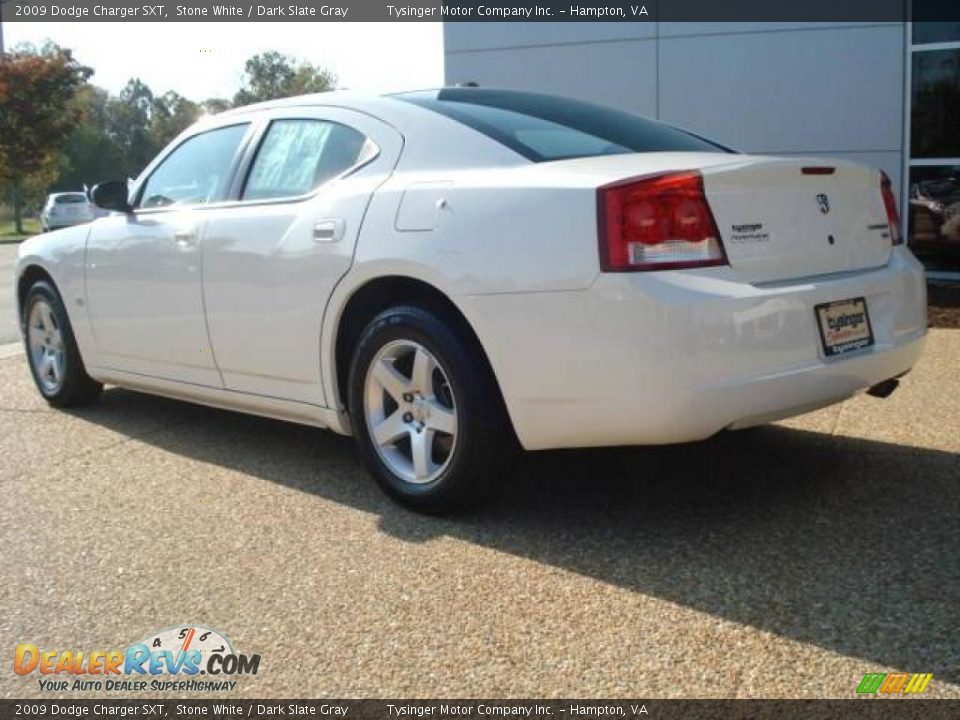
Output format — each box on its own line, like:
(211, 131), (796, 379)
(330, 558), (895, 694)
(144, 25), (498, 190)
(815, 297), (874, 357)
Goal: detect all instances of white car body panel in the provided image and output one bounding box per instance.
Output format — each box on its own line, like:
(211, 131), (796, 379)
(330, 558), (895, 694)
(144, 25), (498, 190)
(14, 90), (928, 450)
(16, 226), (92, 349)
(85, 207), (220, 386)
(458, 249), (926, 449)
(200, 106), (403, 406)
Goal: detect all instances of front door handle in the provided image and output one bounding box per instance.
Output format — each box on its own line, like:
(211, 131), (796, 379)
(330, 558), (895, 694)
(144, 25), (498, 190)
(173, 229), (197, 246)
(313, 219), (345, 243)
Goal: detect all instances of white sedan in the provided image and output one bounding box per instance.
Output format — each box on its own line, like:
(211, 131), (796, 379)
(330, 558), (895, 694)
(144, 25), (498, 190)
(40, 192), (95, 232)
(15, 88), (927, 513)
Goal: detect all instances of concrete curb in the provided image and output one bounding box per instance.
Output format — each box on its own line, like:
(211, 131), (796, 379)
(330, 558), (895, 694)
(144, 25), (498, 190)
(0, 342), (23, 359)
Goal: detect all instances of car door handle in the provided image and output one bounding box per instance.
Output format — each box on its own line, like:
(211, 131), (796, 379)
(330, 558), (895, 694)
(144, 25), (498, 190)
(173, 229), (197, 246)
(313, 219), (345, 243)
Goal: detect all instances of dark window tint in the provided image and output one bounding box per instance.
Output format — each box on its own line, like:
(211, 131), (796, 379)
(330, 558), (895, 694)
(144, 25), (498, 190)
(912, 1), (960, 44)
(913, 22), (960, 45)
(138, 124), (249, 209)
(911, 49), (960, 158)
(242, 119), (373, 201)
(396, 88), (732, 162)
(55, 194), (87, 204)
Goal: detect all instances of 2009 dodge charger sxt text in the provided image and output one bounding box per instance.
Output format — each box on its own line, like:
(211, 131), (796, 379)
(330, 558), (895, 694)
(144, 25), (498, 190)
(15, 88), (927, 512)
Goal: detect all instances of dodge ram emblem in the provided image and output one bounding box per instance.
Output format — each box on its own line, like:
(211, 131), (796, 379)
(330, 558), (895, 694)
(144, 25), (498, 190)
(816, 193), (830, 214)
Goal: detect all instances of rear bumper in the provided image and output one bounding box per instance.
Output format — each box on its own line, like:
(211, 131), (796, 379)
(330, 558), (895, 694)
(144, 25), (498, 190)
(462, 247), (928, 450)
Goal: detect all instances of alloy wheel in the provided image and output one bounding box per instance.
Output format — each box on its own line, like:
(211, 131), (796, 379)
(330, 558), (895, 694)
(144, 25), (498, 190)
(363, 339), (458, 484)
(27, 299), (66, 394)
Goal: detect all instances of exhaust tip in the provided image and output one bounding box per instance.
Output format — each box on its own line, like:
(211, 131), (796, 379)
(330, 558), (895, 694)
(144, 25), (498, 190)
(866, 378), (899, 399)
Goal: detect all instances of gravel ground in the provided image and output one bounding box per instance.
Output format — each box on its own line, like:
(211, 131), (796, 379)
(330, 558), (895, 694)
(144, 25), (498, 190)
(0, 331), (957, 699)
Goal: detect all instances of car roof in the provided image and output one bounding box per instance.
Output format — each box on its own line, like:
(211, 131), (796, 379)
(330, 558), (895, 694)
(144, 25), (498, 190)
(198, 89), (529, 170)
(216, 90), (418, 119)
(151, 88), (532, 176)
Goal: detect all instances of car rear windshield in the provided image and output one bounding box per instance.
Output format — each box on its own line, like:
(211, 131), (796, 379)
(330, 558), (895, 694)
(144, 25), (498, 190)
(395, 89), (733, 162)
(55, 194), (87, 204)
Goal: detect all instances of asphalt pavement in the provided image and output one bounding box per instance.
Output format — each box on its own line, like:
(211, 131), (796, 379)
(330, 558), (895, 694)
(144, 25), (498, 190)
(0, 325), (957, 699)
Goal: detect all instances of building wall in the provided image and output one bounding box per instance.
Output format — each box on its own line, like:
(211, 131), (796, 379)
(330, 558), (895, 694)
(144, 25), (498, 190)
(444, 22), (906, 194)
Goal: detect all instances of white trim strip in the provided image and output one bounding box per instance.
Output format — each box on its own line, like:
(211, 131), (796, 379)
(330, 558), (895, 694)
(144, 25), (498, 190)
(908, 158), (960, 166)
(0, 343), (24, 359)
(910, 41), (960, 53)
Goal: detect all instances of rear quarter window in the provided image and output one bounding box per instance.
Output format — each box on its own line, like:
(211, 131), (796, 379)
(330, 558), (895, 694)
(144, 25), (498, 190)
(396, 88), (733, 162)
(242, 119), (374, 201)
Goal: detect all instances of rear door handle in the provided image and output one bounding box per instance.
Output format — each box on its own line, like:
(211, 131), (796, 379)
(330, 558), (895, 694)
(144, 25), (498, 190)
(173, 229), (197, 246)
(313, 219), (345, 243)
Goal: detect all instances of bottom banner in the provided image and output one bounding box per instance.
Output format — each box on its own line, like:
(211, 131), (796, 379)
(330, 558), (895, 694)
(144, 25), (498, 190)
(2, 700), (958, 720)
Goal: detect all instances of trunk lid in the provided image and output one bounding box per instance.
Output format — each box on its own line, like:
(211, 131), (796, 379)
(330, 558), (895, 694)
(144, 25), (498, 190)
(700, 156), (893, 283)
(540, 152), (894, 283)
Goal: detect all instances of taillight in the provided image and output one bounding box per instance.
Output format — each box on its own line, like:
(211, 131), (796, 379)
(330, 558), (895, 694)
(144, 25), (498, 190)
(880, 171), (902, 245)
(597, 170), (727, 271)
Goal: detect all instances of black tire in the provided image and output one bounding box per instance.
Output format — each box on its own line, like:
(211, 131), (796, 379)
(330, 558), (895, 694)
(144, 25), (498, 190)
(348, 305), (511, 514)
(22, 280), (102, 407)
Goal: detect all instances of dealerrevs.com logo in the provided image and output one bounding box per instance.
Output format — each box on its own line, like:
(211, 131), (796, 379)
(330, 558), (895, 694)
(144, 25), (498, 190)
(14, 625), (261, 692)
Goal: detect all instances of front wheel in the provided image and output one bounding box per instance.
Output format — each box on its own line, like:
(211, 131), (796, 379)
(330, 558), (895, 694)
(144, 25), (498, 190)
(23, 280), (102, 407)
(348, 305), (510, 514)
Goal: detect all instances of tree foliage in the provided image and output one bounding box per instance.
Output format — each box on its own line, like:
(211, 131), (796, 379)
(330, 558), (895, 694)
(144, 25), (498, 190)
(0, 43), (92, 232)
(106, 78), (158, 179)
(233, 51), (336, 106)
(55, 85), (122, 192)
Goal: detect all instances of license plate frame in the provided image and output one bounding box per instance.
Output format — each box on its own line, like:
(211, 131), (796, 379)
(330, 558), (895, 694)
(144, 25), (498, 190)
(815, 297), (874, 358)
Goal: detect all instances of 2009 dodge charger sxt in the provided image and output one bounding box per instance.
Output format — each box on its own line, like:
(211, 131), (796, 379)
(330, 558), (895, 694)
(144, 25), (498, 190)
(15, 88), (927, 512)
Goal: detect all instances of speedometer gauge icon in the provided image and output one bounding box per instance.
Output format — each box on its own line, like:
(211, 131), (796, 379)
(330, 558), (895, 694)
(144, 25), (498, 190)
(139, 625), (235, 667)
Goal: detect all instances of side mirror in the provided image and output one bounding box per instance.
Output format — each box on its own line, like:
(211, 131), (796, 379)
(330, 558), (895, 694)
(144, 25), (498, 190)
(90, 181), (132, 213)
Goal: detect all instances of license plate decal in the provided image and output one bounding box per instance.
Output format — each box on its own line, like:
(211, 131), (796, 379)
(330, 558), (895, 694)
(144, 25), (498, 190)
(815, 297), (874, 357)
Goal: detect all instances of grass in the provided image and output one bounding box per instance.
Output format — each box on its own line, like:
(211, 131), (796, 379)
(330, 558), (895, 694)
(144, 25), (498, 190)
(0, 218), (41, 243)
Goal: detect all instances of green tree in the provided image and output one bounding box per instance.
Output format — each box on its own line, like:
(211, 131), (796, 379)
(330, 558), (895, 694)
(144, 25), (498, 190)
(54, 84), (121, 192)
(0, 43), (92, 233)
(107, 78), (157, 179)
(202, 97), (233, 115)
(150, 90), (201, 149)
(233, 51), (336, 106)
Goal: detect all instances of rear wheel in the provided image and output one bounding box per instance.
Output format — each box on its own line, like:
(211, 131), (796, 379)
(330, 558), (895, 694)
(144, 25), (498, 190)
(23, 280), (102, 407)
(348, 305), (509, 514)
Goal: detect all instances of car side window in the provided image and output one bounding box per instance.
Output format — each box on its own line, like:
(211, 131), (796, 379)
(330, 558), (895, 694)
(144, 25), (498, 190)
(138, 124), (249, 210)
(242, 119), (374, 201)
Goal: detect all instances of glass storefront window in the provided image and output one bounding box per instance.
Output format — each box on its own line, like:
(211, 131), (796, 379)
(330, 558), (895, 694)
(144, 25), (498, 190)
(908, 166), (960, 269)
(913, 0), (960, 43)
(913, 23), (960, 45)
(909, 11), (960, 268)
(911, 49), (960, 158)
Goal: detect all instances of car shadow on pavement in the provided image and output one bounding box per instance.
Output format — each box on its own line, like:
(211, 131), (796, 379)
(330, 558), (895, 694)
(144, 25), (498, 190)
(70, 388), (959, 684)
